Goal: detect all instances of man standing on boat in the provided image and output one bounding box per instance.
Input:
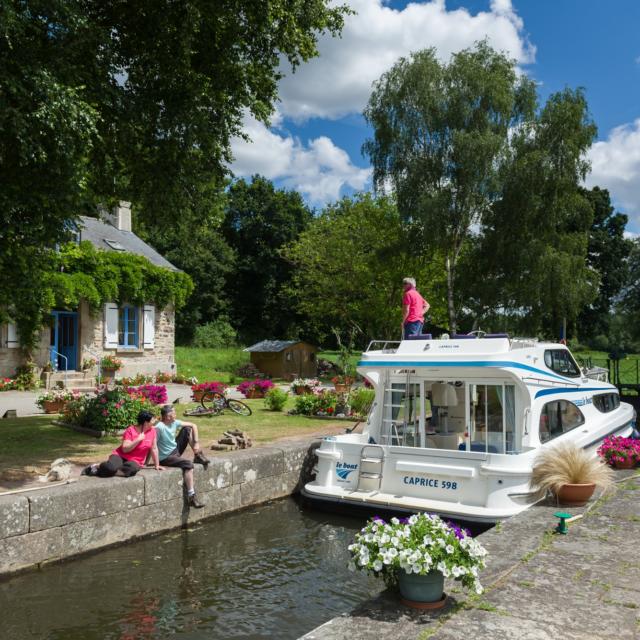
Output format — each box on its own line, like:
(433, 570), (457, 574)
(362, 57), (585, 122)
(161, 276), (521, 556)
(402, 277), (430, 338)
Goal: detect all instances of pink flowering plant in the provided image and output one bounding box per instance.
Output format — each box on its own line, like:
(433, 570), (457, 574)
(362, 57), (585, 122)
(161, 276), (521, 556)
(0, 377), (17, 392)
(236, 379), (275, 397)
(348, 513), (487, 593)
(597, 436), (640, 467)
(64, 388), (153, 434)
(100, 355), (123, 370)
(126, 384), (168, 405)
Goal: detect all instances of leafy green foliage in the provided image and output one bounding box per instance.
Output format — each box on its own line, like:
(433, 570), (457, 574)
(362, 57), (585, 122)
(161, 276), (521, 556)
(264, 388), (289, 412)
(222, 176), (313, 342)
(64, 388), (154, 434)
(348, 388), (375, 417)
(364, 41), (537, 332)
(193, 319), (237, 349)
(285, 193), (446, 342)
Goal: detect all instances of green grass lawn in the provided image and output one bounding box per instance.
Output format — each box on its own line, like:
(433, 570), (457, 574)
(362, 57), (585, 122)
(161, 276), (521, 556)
(0, 396), (349, 489)
(175, 346), (249, 382)
(574, 350), (640, 386)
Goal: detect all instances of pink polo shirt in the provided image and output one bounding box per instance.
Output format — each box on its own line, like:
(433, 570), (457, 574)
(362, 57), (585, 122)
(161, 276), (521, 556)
(113, 425), (156, 466)
(403, 288), (426, 323)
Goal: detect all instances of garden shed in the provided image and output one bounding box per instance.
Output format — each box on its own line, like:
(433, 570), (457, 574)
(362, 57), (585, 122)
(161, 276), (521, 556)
(245, 340), (318, 379)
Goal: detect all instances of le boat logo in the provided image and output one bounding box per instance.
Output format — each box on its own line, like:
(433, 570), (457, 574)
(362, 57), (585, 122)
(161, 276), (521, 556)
(336, 462), (358, 481)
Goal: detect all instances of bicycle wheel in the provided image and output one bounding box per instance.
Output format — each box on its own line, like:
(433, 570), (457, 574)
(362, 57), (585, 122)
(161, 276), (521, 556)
(227, 399), (252, 417)
(201, 391), (225, 414)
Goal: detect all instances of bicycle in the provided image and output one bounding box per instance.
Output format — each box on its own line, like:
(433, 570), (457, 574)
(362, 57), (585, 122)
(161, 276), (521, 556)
(200, 391), (252, 417)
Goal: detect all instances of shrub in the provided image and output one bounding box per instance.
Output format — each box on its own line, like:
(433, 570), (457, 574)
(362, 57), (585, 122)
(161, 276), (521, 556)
(348, 513), (487, 593)
(294, 393), (318, 416)
(13, 362), (39, 390)
(193, 319), (237, 348)
(65, 388), (154, 434)
(591, 334), (609, 351)
(530, 442), (613, 498)
(126, 384), (168, 405)
(349, 388), (375, 416)
(264, 388), (288, 411)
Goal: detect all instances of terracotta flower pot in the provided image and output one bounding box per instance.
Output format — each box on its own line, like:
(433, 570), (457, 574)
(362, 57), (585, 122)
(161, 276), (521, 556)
(294, 386), (312, 395)
(333, 383), (351, 394)
(42, 400), (65, 414)
(555, 482), (596, 507)
(102, 367), (117, 381)
(246, 388), (265, 399)
(613, 458), (636, 470)
(192, 390), (205, 402)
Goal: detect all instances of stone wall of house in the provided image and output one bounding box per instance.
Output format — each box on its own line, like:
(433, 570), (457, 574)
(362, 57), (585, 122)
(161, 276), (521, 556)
(0, 440), (319, 576)
(0, 302), (176, 378)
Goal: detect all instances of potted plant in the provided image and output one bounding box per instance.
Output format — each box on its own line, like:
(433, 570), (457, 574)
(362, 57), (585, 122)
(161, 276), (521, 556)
(81, 357), (97, 372)
(290, 377), (321, 395)
(597, 436), (640, 469)
(349, 513), (487, 609)
(236, 379), (275, 399)
(530, 442), (613, 506)
(191, 381), (227, 402)
(36, 389), (77, 414)
(99, 355), (123, 381)
(331, 374), (355, 394)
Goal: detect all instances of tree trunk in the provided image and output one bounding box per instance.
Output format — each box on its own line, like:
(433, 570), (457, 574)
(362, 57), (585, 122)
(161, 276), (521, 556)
(446, 256), (457, 334)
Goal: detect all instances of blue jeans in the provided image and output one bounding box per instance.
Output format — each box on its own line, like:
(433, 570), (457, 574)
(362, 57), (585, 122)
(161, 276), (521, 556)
(404, 321), (423, 338)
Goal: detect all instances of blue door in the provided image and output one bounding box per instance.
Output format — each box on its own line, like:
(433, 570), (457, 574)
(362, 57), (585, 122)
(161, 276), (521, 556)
(50, 312), (78, 371)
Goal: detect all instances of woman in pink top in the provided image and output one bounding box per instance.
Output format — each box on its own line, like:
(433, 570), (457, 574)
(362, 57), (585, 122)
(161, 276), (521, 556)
(82, 410), (163, 477)
(402, 277), (430, 338)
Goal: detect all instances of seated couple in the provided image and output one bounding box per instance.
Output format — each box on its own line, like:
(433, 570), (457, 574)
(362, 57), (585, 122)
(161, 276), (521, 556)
(82, 406), (211, 509)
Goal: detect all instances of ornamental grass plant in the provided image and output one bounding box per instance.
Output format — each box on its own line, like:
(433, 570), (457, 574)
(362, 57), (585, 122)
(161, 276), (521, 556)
(348, 513), (487, 593)
(530, 441), (613, 499)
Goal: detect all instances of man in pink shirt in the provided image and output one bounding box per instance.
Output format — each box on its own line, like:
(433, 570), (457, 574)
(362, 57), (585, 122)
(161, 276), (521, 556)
(402, 277), (430, 338)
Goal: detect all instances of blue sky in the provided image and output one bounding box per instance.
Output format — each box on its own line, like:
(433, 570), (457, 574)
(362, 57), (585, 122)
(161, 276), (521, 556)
(230, 1), (640, 235)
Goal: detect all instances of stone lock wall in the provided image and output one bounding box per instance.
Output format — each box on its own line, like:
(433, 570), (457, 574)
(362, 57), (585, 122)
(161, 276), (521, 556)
(0, 441), (318, 576)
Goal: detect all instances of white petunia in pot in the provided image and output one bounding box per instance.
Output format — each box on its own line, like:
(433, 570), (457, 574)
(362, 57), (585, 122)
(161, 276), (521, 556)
(348, 513), (488, 607)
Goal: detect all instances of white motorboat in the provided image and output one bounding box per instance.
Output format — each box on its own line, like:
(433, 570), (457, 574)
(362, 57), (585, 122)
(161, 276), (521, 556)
(302, 333), (637, 523)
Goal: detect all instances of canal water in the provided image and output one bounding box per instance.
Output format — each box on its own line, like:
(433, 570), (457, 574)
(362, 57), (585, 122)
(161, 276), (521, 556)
(0, 499), (382, 640)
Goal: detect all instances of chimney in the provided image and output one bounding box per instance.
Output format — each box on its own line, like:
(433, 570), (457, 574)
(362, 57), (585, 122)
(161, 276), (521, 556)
(104, 201), (132, 232)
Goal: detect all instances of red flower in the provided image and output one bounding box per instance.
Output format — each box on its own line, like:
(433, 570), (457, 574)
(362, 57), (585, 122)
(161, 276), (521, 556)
(327, 407), (334, 414)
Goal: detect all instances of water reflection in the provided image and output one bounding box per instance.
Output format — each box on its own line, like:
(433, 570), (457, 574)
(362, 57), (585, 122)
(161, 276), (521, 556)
(0, 499), (381, 640)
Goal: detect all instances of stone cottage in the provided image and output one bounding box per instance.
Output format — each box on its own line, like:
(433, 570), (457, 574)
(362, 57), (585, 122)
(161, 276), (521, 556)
(0, 202), (179, 381)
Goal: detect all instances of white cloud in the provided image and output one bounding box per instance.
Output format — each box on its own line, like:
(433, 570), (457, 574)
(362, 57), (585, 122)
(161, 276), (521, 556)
(230, 113), (371, 205)
(587, 119), (640, 232)
(278, 0), (535, 121)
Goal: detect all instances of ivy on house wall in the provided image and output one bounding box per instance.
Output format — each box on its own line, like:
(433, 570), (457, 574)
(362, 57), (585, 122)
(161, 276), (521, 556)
(13, 241), (194, 350)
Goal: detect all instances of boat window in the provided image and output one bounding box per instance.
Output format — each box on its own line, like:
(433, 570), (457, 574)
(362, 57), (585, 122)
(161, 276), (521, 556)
(543, 349), (581, 378)
(468, 384), (516, 454)
(592, 393), (620, 413)
(539, 400), (585, 443)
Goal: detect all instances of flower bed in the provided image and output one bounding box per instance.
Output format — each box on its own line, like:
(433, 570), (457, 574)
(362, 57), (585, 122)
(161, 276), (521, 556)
(597, 436), (640, 468)
(236, 379), (275, 399)
(62, 388), (154, 434)
(348, 513), (487, 594)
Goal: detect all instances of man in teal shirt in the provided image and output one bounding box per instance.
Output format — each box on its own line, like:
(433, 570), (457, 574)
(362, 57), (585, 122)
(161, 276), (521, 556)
(155, 405), (210, 508)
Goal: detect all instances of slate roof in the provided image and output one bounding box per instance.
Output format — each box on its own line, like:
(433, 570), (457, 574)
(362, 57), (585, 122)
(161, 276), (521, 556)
(78, 216), (178, 271)
(244, 340), (300, 353)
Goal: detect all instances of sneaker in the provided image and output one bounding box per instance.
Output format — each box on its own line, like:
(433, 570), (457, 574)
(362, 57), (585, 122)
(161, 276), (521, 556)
(188, 494), (205, 509)
(81, 464), (98, 477)
(193, 452), (210, 469)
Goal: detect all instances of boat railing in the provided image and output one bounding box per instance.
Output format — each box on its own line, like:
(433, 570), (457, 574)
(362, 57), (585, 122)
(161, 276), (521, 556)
(366, 340), (401, 353)
(521, 376), (581, 388)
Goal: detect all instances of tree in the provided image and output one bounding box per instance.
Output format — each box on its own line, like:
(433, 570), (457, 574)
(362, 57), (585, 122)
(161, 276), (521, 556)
(465, 89), (598, 337)
(619, 238), (640, 343)
(222, 176), (313, 343)
(363, 41), (537, 333)
(577, 187), (632, 340)
(284, 193), (447, 343)
(1, 0), (349, 347)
